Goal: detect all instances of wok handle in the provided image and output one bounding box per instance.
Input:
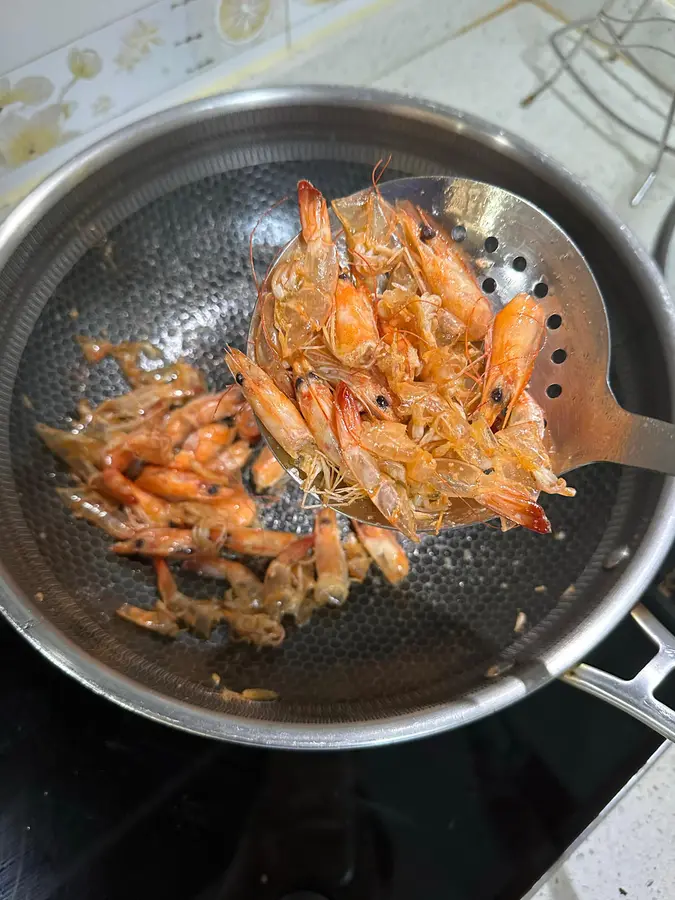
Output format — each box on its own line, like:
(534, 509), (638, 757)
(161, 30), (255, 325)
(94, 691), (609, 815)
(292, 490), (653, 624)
(563, 200), (675, 739)
(563, 604), (675, 742)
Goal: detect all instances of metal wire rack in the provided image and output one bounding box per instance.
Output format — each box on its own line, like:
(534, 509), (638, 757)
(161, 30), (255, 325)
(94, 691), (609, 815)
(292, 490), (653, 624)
(522, 0), (675, 205)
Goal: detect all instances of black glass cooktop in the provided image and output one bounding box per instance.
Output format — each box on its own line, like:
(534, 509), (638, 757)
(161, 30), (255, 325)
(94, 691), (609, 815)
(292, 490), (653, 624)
(1, 554), (673, 900)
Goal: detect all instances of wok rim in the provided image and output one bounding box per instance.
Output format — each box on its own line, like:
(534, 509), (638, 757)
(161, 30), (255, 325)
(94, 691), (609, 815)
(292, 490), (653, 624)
(0, 85), (674, 749)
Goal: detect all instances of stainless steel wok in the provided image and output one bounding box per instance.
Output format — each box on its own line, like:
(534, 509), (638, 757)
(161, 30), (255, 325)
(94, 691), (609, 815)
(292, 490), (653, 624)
(0, 86), (674, 749)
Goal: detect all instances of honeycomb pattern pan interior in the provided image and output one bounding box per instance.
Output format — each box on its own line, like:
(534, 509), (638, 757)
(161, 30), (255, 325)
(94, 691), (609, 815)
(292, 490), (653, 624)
(0, 108), (667, 728)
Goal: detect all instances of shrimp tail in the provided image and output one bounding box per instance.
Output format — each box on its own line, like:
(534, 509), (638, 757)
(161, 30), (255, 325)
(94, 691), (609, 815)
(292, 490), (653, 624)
(479, 485), (551, 534)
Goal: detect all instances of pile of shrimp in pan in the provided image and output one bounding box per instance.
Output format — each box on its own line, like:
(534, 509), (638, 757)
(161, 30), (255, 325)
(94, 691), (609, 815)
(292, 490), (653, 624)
(238, 177), (575, 541)
(37, 338), (408, 646)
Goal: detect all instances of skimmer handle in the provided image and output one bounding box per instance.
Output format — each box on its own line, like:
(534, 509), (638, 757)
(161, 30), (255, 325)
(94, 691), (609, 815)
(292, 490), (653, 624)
(553, 399), (675, 477)
(605, 409), (675, 476)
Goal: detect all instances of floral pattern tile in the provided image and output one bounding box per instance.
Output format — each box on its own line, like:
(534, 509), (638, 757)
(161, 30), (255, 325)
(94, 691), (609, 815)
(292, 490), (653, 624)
(0, 0), (369, 204)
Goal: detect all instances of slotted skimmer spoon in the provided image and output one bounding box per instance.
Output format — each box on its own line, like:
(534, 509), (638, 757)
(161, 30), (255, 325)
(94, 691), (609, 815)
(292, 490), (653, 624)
(249, 175), (675, 531)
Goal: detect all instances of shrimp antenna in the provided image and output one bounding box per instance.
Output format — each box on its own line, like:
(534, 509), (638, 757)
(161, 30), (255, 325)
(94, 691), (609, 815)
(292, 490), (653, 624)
(371, 156), (392, 192)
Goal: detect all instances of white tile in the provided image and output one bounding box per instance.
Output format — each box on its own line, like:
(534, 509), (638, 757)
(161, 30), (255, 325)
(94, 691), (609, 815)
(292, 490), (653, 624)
(240, 0), (505, 88)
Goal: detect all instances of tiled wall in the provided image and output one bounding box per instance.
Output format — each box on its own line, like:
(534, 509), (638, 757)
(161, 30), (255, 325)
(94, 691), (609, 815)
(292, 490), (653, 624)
(0, 0), (378, 207)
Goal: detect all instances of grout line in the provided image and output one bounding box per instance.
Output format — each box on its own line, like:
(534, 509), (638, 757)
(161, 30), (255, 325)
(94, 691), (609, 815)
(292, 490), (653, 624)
(527, 0), (571, 26)
(451, 0), (523, 39)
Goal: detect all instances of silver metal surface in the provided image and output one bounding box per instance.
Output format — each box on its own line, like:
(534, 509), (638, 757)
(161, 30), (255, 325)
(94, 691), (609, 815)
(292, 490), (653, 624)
(564, 605), (675, 741)
(252, 174), (675, 534)
(0, 87), (674, 749)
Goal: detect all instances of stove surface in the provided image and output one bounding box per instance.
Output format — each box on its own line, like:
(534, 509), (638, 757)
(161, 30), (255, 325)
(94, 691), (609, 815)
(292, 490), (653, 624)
(1, 556), (673, 900)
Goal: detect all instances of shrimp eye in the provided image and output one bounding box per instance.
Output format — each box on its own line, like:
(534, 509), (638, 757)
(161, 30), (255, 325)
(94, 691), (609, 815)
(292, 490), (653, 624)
(235, 373), (244, 385)
(483, 467), (495, 475)
(490, 387), (504, 404)
(295, 376), (305, 390)
(135, 538), (145, 549)
(419, 223), (436, 242)
(338, 271), (351, 280)
(207, 484), (220, 495)
(375, 394), (389, 409)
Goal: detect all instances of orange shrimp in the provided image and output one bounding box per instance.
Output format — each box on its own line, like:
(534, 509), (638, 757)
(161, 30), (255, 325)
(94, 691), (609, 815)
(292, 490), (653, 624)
(295, 372), (342, 467)
(221, 607), (285, 647)
(36, 424), (104, 481)
(313, 508), (349, 606)
(332, 187), (400, 290)
(92, 370), (205, 427)
(263, 534), (315, 619)
(167, 492), (257, 529)
(163, 385), (244, 447)
(376, 327), (421, 385)
(135, 466), (239, 503)
(398, 204), (492, 341)
(76, 337), (163, 386)
(509, 391), (546, 439)
(224, 527), (298, 558)
(113, 528), (211, 557)
(104, 426), (173, 471)
(343, 532), (371, 582)
(254, 291), (295, 398)
(225, 348), (316, 463)
(377, 287), (441, 353)
(328, 275), (380, 368)
(154, 559), (224, 638)
(479, 293), (546, 427)
(497, 395), (575, 498)
(95, 467), (173, 526)
(206, 440), (254, 477)
(181, 423), (236, 463)
(302, 347), (397, 421)
(182, 557), (264, 610)
(297, 179), (339, 301)
(234, 403), (261, 443)
(117, 603), (179, 637)
(271, 181), (338, 355)
(353, 522), (409, 584)
(357, 419), (443, 489)
(476, 482), (551, 534)
(334, 382), (418, 541)
(251, 445), (286, 492)
(56, 487), (138, 540)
